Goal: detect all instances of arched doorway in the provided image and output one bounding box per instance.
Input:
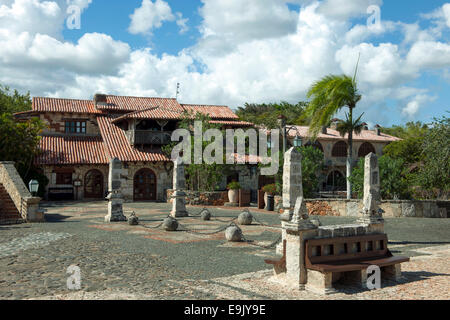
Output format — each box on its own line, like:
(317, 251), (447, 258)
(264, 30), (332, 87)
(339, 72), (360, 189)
(326, 170), (346, 191)
(134, 168), (157, 201)
(84, 169), (104, 199)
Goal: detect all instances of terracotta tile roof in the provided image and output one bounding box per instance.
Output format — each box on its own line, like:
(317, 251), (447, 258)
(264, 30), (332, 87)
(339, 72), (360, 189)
(209, 120), (254, 127)
(36, 136), (109, 165)
(111, 107), (184, 123)
(285, 126), (401, 143)
(97, 116), (170, 162)
(97, 95), (184, 112)
(32, 97), (101, 114)
(181, 104), (239, 120)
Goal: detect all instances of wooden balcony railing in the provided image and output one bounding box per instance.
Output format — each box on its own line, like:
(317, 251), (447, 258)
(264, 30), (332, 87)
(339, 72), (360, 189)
(126, 130), (172, 146)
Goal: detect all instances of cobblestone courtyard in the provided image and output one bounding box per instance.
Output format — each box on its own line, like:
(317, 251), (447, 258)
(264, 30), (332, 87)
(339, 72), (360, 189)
(0, 201), (449, 300)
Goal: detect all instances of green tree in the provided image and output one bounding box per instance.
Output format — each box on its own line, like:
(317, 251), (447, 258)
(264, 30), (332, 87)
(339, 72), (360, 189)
(305, 62), (362, 199)
(383, 121), (429, 165)
(236, 101), (308, 129)
(0, 84), (47, 194)
(0, 113), (45, 178)
(348, 155), (410, 200)
(0, 84), (32, 113)
(300, 146), (324, 198)
(414, 115), (450, 199)
(162, 111), (230, 192)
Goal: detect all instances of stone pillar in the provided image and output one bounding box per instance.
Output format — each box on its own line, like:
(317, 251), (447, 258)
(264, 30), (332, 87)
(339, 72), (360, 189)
(170, 158), (188, 217)
(357, 153), (384, 233)
(105, 158), (127, 222)
(277, 148), (303, 254)
(284, 196), (318, 290)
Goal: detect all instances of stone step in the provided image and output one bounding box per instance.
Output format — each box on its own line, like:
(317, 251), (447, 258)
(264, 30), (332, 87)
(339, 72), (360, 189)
(0, 182), (22, 222)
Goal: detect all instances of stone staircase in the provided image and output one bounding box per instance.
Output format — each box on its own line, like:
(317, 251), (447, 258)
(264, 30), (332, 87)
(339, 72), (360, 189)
(0, 183), (24, 225)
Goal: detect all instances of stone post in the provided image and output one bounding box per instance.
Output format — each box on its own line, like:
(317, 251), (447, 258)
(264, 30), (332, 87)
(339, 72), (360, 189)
(170, 158), (188, 217)
(284, 196), (318, 290)
(357, 153), (384, 233)
(105, 158), (127, 222)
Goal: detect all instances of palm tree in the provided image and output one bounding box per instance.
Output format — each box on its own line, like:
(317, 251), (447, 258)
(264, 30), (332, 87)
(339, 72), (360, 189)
(305, 61), (362, 199)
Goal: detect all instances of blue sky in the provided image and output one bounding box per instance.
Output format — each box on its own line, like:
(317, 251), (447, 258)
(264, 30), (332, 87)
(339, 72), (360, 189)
(1, 0), (449, 127)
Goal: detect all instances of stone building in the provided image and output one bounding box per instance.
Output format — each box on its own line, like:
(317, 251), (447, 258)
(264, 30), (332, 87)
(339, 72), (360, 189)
(284, 121), (401, 192)
(14, 94), (255, 202)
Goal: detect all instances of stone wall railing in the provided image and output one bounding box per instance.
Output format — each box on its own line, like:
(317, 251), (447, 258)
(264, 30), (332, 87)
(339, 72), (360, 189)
(0, 162), (44, 222)
(166, 189), (228, 206)
(274, 196), (448, 218)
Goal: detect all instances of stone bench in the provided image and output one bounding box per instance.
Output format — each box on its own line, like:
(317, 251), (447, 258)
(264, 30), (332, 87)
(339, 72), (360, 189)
(304, 233), (409, 294)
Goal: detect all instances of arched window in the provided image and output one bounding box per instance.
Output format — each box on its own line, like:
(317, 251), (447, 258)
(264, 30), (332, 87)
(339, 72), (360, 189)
(332, 141), (348, 157)
(358, 142), (376, 158)
(305, 141), (324, 153)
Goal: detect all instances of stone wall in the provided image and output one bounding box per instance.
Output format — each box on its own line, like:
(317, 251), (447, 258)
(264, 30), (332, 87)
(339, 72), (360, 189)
(275, 196), (448, 218)
(0, 162), (43, 222)
(167, 189), (228, 206)
(40, 113), (100, 135)
(42, 161), (173, 202)
(43, 164), (109, 200)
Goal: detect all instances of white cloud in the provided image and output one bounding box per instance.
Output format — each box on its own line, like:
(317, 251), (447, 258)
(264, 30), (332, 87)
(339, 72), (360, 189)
(316, 0), (383, 21)
(198, 0), (298, 44)
(406, 41), (450, 70)
(0, 0), (449, 126)
(128, 0), (188, 35)
(402, 94), (436, 118)
(444, 3), (450, 27)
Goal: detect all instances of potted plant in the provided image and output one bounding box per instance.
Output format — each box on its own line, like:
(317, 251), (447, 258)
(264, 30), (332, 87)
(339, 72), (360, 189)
(262, 184), (277, 211)
(227, 181), (241, 204)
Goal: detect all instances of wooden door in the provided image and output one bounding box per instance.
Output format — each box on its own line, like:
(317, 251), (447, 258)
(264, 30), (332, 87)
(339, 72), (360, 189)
(134, 169), (157, 201)
(84, 170), (104, 199)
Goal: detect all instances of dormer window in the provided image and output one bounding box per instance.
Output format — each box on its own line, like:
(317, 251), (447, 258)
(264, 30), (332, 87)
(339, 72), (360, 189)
(65, 121), (86, 134)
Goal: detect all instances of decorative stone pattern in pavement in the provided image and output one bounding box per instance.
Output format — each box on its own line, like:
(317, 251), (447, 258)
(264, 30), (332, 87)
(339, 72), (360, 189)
(0, 232), (72, 258)
(0, 201), (449, 300)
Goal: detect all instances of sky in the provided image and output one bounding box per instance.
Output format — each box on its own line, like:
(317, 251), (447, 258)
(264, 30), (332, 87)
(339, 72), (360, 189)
(0, 0), (449, 127)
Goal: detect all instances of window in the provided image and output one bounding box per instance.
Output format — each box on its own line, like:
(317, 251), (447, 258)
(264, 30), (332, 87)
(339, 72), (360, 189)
(56, 172), (73, 185)
(332, 141), (348, 157)
(65, 121), (86, 134)
(358, 142), (376, 158)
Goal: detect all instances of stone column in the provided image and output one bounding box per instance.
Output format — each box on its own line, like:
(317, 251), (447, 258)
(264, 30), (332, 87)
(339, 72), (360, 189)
(170, 158), (188, 217)
(105, 158), (127, 222)
(357, 153), (384, 233)
(284, 196), (318, 290)
(277, 148), (303, 254)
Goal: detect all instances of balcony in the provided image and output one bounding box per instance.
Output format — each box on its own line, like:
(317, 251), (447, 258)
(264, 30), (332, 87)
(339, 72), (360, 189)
(126, 130), (172, 146)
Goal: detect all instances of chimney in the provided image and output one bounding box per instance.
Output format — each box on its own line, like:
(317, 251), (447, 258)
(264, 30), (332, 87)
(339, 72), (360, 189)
(374, 124), (381, 136)
(321, 126), (327, 134)
(362, 122), (368, 130)
(94, 93), (107, 106)
(330, 118), (339, 130)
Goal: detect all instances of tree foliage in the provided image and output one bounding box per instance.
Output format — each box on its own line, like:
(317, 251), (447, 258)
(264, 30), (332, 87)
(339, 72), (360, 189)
(413, 115), (450, 199)
(383, 121), (429, 165)
(0, 84), (46, 194)
(348, 155), (410, 200)
(236, 101), (308, 129)
(162, 111), (229, 192)
(0, 84), (32, 114)
(305, 70), (362, 199)
(300, 146), (324, 198)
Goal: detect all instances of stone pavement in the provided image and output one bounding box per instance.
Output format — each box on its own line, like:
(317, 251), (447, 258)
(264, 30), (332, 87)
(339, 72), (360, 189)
(0, 201), (449, 300)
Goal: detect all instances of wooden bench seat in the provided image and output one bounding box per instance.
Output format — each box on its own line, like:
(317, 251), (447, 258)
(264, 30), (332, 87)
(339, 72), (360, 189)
(305, 234), (410, 293)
